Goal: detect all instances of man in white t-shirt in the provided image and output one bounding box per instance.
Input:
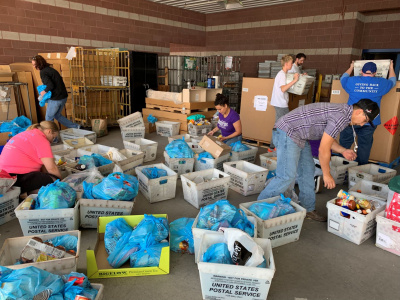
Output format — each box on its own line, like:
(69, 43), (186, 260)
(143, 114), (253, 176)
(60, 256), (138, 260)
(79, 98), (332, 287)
(288, 53), (307, 74)
(269, 55), (299, 150)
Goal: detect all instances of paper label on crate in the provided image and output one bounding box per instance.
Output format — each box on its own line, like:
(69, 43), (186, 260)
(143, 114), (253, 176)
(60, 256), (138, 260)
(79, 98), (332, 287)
(22, 217), (74, 235)
(384, 116), (399, 135)
(331, 90), (340, 95)
(329, 219), (340, 231)
(376, 232), (394, 248)
(201, 273), (270, 300)
(242, 88), (248, 92)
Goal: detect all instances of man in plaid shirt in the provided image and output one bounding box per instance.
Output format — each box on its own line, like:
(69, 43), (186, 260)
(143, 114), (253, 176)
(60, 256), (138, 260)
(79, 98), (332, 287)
(258, 99), (380, 221)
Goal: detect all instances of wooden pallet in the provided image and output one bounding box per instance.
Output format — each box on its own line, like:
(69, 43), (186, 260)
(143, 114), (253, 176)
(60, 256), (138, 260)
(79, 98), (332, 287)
(242, 136), (272, 149)
(146, 103), (212, 115)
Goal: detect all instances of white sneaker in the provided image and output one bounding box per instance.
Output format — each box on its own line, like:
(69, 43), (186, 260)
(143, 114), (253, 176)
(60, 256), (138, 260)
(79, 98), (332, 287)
(314, 176), (323, 194)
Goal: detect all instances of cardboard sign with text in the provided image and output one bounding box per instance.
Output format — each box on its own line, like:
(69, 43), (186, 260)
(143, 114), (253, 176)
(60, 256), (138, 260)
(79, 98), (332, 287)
(330, 80), (400, 163)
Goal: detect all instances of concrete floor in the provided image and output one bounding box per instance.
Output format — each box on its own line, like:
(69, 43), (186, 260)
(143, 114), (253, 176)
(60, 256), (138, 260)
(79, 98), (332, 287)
(1, 127), (399, 300)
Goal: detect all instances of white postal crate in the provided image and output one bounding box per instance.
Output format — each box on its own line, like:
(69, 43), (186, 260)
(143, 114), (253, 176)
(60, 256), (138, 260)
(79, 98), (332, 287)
(195, 153), (230, 172)
(259, 152), (277, 172)
(188, 123), (212, 137)
(155, 121), (180, 137)
(348, 164), (396, 189)
(240, 196), (306, 248)
(230, 145), (258, 163)
(93, 284), (104, 300)
(0, 230), (81, 275)
(79, 144), (116, 155)
(286, 74), (315, 95)
(354, 59), (391, 78)
(192, 212), (257, 263)
(187, 142), (204, 154)
(168, 134), (192, 143)
(80, 198), (135, 228)
(120, 127), (146, 140)
(51, 144), (74, 152)
(117, 112), (145, 129)
(0, 187), (20, 226)
(223, 161), (268, 196)
(111, 149), (145, 175)
(60, 128), (97, 143)
(123, 139), (158, 162)
(180, 168), (230, 209)
(135, 163), (178, 203)
(54, 148), (95, 164)
(164, 151), (195, 175)
(15, 195), (80, 236)
(197, 233), (275, 300)
(326, 192), (386, 245)
(65, 160), (115, 177)
(376, 211), (400, 256)
(330, 156), (358, 185)
(349, 179), (389, 202)
(63, 137), (94, 149)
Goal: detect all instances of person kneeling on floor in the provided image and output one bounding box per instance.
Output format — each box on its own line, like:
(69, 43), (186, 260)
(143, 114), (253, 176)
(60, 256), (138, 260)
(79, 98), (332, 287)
(257, 99), (380, 222)
(0, 121), (62, 200)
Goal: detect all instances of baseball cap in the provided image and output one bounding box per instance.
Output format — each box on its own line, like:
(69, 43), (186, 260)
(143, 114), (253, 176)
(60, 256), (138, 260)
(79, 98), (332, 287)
(355, 99), (380, 127)
(362, 62), (377, 74)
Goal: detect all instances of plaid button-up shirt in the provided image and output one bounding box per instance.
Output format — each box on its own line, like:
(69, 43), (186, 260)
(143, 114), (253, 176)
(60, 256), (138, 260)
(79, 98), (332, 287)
(275, 103), (353, 148)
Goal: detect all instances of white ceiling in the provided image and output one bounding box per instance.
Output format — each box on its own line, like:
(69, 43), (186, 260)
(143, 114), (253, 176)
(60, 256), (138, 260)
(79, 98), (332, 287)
(149, 0), (304, 14)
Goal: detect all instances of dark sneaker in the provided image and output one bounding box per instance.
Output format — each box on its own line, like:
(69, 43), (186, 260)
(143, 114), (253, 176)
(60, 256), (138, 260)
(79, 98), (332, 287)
(306, 210), (327, 222)
(314, 176), (323, 194)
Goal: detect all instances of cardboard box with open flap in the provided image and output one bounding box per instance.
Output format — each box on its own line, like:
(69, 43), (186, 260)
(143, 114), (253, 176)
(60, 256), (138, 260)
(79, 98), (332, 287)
(198, 135), (231, 159)
(86, 214), (170, 279)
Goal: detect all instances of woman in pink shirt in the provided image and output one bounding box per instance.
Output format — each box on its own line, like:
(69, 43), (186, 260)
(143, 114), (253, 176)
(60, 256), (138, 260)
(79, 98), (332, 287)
(0, 121), (61, 199)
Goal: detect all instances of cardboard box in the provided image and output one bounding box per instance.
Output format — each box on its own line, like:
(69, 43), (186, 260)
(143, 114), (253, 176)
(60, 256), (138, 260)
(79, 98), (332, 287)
(330, 80), (400, 163)
(0, 72), (14, 82)
(0, 132), (11, 146)
(198, 135), (231, 158)
(182, 88), (206, 102)
(86, 215), (170, 279)
(38, 52), (68, 60)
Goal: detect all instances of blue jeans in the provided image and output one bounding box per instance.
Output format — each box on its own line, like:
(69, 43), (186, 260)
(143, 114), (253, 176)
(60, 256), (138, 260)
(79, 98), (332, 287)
(258, 129), (316, 212)
(339, 125), (375, 165)
(224, 135), (242, 146)
(46, 98), (79, 129)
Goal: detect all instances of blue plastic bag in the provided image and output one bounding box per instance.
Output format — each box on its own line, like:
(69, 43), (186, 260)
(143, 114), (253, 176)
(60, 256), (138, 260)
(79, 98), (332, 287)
(249, 202), (279, 220)
(104, 218), (133, 254)
(83, 172), (139, 201)
(36, 179), (77, 209)
(147, 114), (157, 124)
(197, 152), (213, 162)
(276, 194), (296, 217)
(0, 116), (32, 136)
(267, 170), (276, 180)
(169, 218), (194, 254)
(37, 85), (53, 107)
(63, 272), (98, 300)
(78, 153), (112, 169)
(107, 232), (139, 268)
(141, 167), (167, 179)
(129, 214), (169, 246)
(165, 139), (194, 158)
(130, 239), (168, 268)
(45, 234), (78, 252)
(197, 200), (254, 237)
(187, 114), (205, 121)
(203, 243), (233, 264)
(231, 141), (250, 152)
(0, 266), (65, 299)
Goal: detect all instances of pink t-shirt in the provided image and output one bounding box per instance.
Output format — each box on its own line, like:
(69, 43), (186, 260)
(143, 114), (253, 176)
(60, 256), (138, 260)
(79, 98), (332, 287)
(0, 129), (53, 174)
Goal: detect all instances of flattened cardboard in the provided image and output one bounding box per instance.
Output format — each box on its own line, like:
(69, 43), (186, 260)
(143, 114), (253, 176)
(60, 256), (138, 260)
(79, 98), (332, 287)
(86, 215), (169, 279)
(198, 135), (231, 158)
(330, 80), (400, 163)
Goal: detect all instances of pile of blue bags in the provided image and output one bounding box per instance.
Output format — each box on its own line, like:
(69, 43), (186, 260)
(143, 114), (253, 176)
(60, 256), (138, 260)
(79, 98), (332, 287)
(104, 215), (169, 268)
(0, 115), (32, 137)
(249, 194), (296, 220)
(36, 180), (77, 210)
(77, 153), (112, 169)
(165, 139), (194, 158)
(83, 172), (139, 201)
(196, 200), (254, 237)
(0, 266), (98, 299)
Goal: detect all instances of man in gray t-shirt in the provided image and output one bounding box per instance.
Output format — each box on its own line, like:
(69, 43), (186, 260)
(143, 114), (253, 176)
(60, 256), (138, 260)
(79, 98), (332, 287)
(258, 99), (380, 222)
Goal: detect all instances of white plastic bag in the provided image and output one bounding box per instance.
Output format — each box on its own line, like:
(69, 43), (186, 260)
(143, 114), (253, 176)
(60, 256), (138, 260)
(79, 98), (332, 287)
(113, 164), (124, 173)
(223, 228), (264, 267)
(62, 168), (103, 192)
(106, 148), (127, 162)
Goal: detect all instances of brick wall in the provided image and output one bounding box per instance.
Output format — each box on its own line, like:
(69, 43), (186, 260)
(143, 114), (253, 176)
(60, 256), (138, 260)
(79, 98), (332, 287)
(0, 0), (206, 64)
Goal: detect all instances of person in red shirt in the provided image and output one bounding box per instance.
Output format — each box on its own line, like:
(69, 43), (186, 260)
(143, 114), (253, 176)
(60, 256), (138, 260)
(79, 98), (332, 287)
(0, 121), (62, 199)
